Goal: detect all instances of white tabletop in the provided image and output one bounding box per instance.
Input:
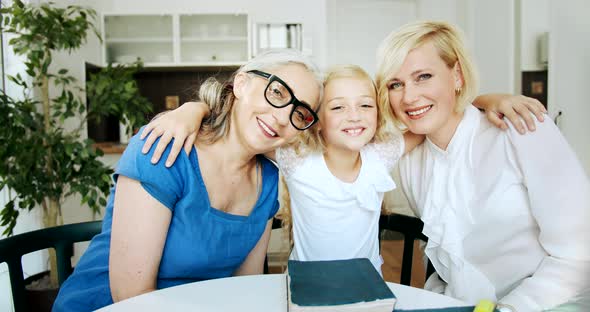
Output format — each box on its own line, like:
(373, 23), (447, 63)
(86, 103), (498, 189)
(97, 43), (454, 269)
(97, 274), (468, 312)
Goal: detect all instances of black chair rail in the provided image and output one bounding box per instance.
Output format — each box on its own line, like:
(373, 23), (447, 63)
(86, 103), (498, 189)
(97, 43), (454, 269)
(0, 221), (102, 312)
(379, 213), (435, 286)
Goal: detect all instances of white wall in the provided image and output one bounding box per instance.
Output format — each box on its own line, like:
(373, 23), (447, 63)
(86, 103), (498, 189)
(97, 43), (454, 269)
(326, 0), (418, 75)
(520, 0), (549, 71)
(467, 0), (516, 94)
(547, 0), (590, 175)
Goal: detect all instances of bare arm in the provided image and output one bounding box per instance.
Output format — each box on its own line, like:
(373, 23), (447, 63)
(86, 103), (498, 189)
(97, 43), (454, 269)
(141, 101), (210, 167)
(142, 101), (278, 164)
(473, 94), (546, 134)
(233, 220), (273, 275)
(109, 176), (172, 302)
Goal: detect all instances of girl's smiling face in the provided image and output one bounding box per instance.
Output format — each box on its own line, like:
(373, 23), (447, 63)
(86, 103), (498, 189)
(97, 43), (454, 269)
(318, 77), (378, 153)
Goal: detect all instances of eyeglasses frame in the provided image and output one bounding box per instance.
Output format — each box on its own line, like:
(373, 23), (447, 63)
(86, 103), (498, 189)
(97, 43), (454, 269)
(247, 69), (319, 130)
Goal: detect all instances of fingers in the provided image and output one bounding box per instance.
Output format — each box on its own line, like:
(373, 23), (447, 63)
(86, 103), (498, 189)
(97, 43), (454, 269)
(486, 110), (508, 130)
(513, 103), (536, 131)
(165, 137), (184, 167)
(524, 97), (546, 122)
(151, 132), (173, 164)
(140, 123), (153, 140)
(183, 132), (197, 155)
(503, 109), (527, 134)
(141, 127), (163, 154)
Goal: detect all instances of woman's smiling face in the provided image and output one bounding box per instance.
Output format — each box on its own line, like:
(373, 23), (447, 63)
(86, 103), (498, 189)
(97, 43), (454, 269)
(232, 63), (321, 154)
(386, 42), (463, 145)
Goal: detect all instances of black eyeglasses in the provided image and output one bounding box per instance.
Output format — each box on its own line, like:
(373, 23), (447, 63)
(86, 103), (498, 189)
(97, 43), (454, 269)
(247, 70), (318, 130)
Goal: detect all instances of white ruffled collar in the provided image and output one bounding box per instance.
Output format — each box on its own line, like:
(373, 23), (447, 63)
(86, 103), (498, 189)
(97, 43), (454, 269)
(420, 105), (497, 303)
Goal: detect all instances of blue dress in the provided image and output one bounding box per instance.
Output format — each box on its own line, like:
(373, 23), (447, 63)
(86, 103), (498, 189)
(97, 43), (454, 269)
(52, 133), (279, 312)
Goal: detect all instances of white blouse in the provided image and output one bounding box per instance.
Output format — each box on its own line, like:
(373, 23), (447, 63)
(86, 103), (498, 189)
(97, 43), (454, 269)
(399, 105), (590, 311)
(276, 133), (404, 272)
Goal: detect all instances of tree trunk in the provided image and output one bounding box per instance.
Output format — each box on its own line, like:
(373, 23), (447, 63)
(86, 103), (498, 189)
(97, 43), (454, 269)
(41, 74), (61, 289)
(42, 198), (61, 288)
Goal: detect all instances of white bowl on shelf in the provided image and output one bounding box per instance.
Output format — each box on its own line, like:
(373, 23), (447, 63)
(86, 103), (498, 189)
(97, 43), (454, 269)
(218, 24), (231, 36)
(191, 54), (209, 62)
(115, 55), (137, 63)
(156, 55), (172, 62)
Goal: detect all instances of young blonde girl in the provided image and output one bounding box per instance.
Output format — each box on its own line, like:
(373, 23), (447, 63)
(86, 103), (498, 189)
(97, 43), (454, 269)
(274, 64), (421, 272)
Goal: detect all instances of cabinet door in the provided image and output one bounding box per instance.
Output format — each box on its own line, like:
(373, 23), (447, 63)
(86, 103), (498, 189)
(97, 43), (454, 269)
(179, 14), (248, 65)
(104, 14), (174, 65)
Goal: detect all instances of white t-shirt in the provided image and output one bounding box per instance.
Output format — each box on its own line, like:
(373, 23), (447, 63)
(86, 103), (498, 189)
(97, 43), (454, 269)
(399, 105), (590, 311)
(276, 133), (405, 273)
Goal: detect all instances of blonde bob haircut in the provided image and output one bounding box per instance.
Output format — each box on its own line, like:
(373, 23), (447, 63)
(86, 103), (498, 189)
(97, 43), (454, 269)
(375, 20), (479, 127)
(198, 49), (323, 143)
(292, 64), (394, 155)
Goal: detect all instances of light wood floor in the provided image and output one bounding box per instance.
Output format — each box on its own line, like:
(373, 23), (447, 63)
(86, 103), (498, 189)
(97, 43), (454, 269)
(268, 239), (427, 289)
(380, 240), (426, 288)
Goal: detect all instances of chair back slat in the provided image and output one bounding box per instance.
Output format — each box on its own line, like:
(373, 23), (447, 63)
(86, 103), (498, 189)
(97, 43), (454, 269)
(379, 213), (432, 286)
(0, 221), (102, 312)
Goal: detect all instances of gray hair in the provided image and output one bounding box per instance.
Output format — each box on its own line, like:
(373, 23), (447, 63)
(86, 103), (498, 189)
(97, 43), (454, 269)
(199, 49), (323, 143)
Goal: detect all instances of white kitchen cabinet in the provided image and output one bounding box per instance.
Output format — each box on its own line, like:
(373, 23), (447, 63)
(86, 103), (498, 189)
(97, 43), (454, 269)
(102, 13), (249, 67)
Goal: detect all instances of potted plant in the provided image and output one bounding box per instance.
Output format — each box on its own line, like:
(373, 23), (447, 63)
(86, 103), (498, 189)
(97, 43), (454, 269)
(0, 0), (151, 293)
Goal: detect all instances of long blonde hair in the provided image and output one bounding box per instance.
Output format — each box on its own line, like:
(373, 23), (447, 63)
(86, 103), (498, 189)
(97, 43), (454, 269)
(198, 49), (323, 143)
(375, 20), (479, 129)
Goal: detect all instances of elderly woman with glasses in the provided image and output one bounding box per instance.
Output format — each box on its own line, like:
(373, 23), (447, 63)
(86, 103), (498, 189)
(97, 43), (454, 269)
(53, 49), (323, 312)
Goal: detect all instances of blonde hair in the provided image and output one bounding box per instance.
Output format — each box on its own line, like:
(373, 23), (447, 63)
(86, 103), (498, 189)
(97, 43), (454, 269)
(198, 49), (323, 143)
(375, 20), (479, 128)
(279, 64), (396, 248)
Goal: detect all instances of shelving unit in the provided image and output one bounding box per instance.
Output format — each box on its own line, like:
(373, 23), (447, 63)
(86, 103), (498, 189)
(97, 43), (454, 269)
(102, 13), (249, 67)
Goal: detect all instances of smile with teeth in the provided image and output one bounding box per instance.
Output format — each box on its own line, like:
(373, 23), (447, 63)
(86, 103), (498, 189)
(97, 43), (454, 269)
(257, 118), (278, 137)
(343, 128), (364, 136)
(407, 105), (433, 116)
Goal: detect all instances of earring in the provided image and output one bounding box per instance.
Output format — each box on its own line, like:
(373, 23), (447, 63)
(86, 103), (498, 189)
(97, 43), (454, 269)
(455, 86), (462, 94)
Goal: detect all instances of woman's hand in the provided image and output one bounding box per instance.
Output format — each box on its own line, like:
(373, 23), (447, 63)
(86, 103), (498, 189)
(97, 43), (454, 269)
(473, 94), (547, 134)
(141, 102), (209, 167)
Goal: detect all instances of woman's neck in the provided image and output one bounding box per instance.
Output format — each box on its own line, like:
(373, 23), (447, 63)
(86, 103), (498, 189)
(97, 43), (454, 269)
(427, 110), (464, 150)
(323, 146), (362, 183)
(196, 137), (256, 173)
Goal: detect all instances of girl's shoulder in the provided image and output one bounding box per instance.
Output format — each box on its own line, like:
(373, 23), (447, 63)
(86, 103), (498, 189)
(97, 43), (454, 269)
(275, 144), (316, 177)
(364, 131), (405, 171)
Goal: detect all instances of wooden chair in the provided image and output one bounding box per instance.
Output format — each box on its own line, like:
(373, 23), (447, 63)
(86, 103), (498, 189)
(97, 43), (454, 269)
(379, 213), (435, 286)
(0, 221), (102, 312)
(263, 217), (283, 274)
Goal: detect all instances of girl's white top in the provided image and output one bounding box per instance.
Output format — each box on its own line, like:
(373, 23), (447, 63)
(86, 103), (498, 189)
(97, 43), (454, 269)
(399, 105), (590, 312)
(276, 132), (405, 272)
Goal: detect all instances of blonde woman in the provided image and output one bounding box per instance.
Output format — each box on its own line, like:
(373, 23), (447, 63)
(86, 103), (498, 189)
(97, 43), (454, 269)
(376, 21), (590, 311)
(53, 49), (323, 312)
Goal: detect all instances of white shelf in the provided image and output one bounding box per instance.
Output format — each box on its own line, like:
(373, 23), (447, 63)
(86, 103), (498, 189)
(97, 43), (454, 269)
(145, 61), (246, 67)
(102, 13), (250, 67)
(107, 61), (244, 68)
(107, 37), (173, 44)
(180, 36), (248, 43)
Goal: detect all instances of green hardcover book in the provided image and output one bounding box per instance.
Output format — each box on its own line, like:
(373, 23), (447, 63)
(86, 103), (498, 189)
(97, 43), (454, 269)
(287, 258), (397, 312)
